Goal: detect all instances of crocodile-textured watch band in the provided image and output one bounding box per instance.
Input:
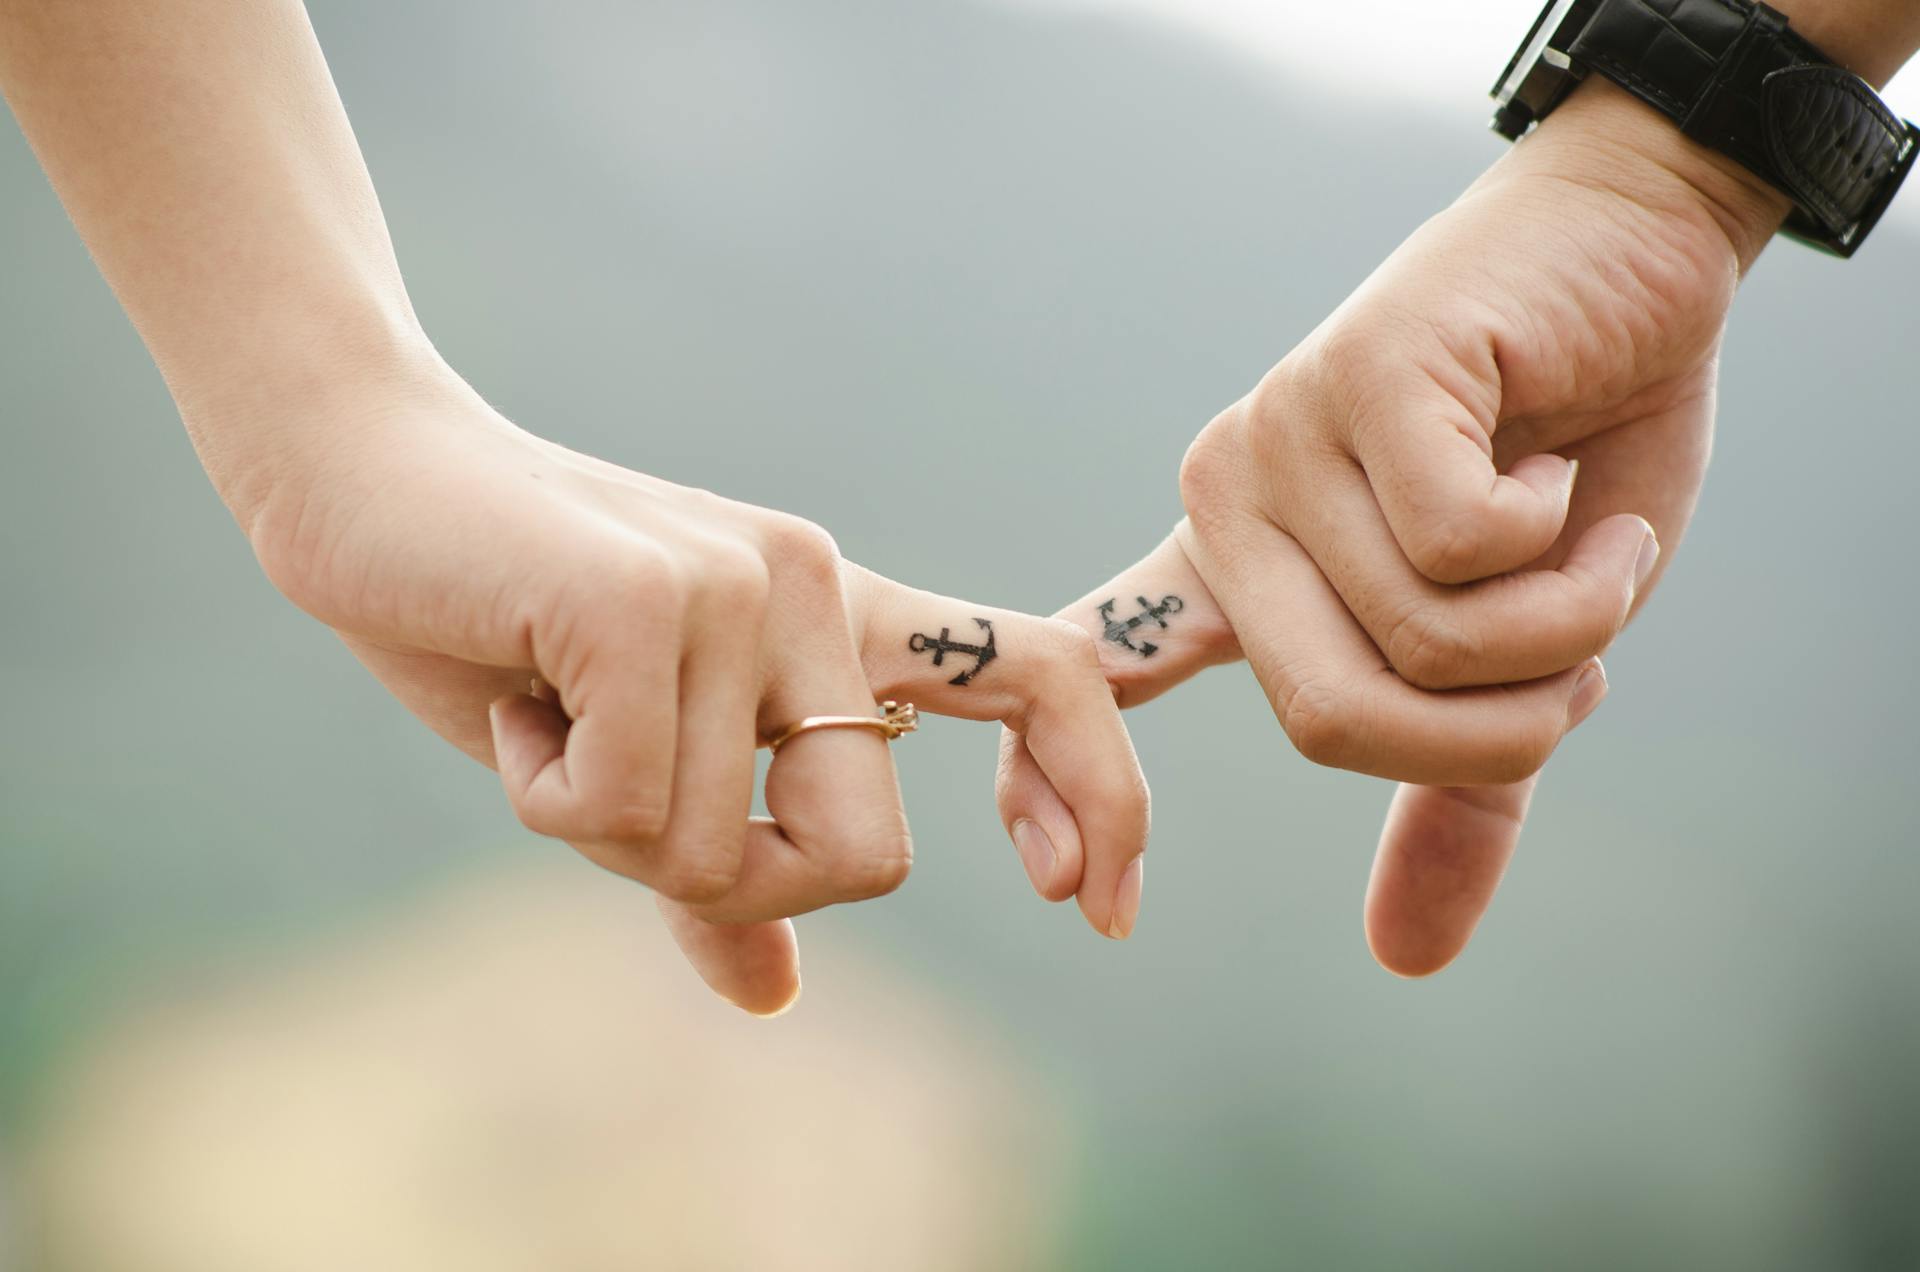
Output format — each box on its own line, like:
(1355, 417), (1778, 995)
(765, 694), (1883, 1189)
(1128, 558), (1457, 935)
(1567, 0), (1918, 254)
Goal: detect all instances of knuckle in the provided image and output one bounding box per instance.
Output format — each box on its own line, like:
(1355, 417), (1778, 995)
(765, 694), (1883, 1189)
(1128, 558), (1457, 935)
(1186, 362), (1347, 534)
(1179, 396), (1303, 535)
(1404, 512), (1490, 584)
(1483, 720), (1556, 786)
(604, 539), (688, 613)
(591, 798), (673, 845)
(1382, 602), (1478, 690)
(1177, 414), (1242, 521)
(1035, 617), (1102, 674)
(1242, 360), (1310, 441)
(760, 514), (841, 580)
(830, 829), (915, 901)
(510, 798), (563, 842)
(650, 846), (743, 905)
(699, 538), (773, 610)
(1278, 679), (1359, 769)
(1287, 324), (1381, 434)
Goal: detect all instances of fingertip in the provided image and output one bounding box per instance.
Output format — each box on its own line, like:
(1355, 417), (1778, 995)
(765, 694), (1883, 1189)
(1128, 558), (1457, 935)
(1012, 818), (1074, 902)
(1566, 657), (1609, 731)
(1632, 521), (1661, 592)
(1020, 728), (1149, 932)
(1362, 779), (1534, 979)
(1574, 511), (1656, 552)
(1364, 913), (1465, 979)
(1106, 855), (1143, 940)
(1508, 451), (1578, 506)
(1405, 454), (1575, 584)
(996, 731), (1087, 901)
(657, 900), (803, 1017)
(711, 943), (803, 1017)
(1565, 513), (1661, 605)
(487, 691), (569, 791)
(742, 972), (804, 1019)
(1502, 450), (1580, 546)
(1071, 785), (1148, 938)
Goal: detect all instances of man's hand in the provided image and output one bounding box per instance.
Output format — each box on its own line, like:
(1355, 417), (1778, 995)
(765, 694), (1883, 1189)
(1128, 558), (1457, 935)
(1000, 80), (1801, 972)
(1175, 79), (1790, 788)
(241, 366), (1149, 1014)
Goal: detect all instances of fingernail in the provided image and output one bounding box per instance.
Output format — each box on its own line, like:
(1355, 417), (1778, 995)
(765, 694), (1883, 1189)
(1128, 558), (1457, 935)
(1566, 457), (1581, 491)
(1567, 662), (1608, 730)
(1012, 820), (1057, 894)
(1107, 857), (1143, 940)
(1633, 531), (1661, 591)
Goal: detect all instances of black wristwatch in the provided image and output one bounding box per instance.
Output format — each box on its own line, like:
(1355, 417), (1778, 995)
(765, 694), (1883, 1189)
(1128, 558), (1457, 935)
(1491, 0), (1918, 257)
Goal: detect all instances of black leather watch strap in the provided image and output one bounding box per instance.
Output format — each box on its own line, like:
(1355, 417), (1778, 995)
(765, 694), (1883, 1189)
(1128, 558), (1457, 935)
(1565, 0), (1917, 254)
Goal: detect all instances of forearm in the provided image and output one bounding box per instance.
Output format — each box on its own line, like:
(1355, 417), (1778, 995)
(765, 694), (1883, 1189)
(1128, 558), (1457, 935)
(0, 0), (438, 510)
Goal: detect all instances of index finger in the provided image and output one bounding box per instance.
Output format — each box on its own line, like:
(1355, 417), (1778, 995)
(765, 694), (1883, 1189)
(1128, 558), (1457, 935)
(1177, 511), (1607, 787)
(1312, 331), (1575, 586)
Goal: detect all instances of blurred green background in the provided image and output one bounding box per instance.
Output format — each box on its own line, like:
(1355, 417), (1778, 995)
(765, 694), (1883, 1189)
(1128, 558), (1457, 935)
(3, 0), (1918, 1267)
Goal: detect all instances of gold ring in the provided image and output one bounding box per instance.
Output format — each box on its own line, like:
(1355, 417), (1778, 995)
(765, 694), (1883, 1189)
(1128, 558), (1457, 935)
(766, 700), (919, 754)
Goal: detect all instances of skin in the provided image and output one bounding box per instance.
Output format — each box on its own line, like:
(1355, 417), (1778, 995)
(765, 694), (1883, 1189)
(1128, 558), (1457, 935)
(999, 17), (1920, 974)
(4, 0), (1916, 1009)
(0, 0), (1148, 1015)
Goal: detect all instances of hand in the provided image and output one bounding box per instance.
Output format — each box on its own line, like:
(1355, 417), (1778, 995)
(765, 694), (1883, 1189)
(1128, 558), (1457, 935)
(1002, 82), (1794, 973)
(994, 531), (1544, 975)
(1176, 79), (1788, 788)
(237, 364), (1149, 1014)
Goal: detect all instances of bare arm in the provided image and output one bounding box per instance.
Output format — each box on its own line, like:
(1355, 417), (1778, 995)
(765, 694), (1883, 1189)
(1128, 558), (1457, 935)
(0, 1), (1154, 1011)
(0, 0), (432, 513)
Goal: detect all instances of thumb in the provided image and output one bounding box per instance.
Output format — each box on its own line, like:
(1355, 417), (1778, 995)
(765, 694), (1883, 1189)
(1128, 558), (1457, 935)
(1362, 772), (1542, 977)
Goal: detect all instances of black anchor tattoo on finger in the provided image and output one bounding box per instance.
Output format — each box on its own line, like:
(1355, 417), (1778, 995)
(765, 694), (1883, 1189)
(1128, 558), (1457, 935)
(908, 617), (998, 686)
(1098, 595), (1184, 657)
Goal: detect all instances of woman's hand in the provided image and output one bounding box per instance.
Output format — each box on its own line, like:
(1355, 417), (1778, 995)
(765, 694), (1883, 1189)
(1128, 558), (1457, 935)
(235, 365), (1148, 1014)
(1000, 80), (1799, 977)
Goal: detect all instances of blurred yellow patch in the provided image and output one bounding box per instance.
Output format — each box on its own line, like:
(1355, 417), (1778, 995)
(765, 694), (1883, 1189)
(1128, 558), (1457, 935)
(23, 865), (1064, 1272)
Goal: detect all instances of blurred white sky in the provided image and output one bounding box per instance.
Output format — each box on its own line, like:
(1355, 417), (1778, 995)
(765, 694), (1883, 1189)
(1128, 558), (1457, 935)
(1025, 0), (1920, 115)
(1017, 0), (1920, 224)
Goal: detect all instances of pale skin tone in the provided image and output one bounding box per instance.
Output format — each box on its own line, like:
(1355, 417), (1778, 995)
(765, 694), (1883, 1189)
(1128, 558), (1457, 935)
(0, 0), (1150, 1015)
(5, 0), (1916, 1009)
(1000, 7), (1920, 974)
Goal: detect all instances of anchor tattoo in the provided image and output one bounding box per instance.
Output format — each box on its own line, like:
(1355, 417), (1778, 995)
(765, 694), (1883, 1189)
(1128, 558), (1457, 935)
(1098, 594), (1184, 657)
(908, 617), (998, 686)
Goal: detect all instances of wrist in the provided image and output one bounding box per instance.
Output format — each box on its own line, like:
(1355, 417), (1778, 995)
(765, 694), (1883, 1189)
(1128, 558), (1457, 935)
(182, 326), (478, 532)
(1518, 77), (1792, 269)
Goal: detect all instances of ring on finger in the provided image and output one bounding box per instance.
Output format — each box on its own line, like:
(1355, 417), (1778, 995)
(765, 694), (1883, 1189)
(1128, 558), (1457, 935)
(765, 700), (919, 754)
